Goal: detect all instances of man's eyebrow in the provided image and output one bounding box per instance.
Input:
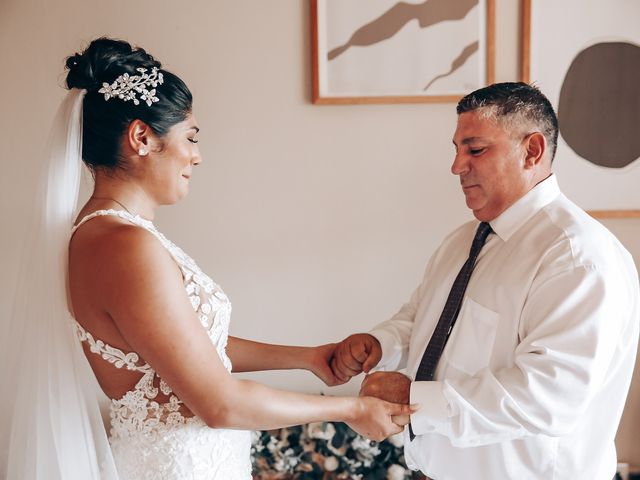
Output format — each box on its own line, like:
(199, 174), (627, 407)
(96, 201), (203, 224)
(452, 136), (485, 146)
(189, 126), (200, 133)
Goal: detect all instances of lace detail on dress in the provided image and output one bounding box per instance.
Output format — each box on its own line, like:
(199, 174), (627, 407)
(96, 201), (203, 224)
(71, 209), (251, 479)
(73, 321), (152, 373)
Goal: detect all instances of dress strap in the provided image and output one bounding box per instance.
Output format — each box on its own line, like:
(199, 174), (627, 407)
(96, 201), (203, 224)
(71, 209), (158, 237)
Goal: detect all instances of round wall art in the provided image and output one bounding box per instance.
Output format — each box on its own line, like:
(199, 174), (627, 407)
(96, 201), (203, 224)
(522, 0), (640, 215)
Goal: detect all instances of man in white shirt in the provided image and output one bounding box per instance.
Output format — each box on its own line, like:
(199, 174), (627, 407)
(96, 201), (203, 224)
(329, 82), (640, 479)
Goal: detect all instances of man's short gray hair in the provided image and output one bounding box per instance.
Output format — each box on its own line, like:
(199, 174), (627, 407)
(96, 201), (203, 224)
(457, 82), (559, 162)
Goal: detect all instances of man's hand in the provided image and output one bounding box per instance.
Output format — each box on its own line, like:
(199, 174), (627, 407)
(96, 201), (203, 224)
(359, 371), (411, 404)
(330, 333), (382, 383)
(360, 371), (413, 426)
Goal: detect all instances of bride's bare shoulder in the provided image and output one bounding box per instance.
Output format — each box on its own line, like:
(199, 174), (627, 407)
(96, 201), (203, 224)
(69, 216), (166, 272)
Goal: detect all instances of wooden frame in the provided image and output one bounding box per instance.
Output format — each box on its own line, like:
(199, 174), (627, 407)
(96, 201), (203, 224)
(519, 0), (531, 84)
(311, 0), (495, 105)
(520, 0), (640, 219)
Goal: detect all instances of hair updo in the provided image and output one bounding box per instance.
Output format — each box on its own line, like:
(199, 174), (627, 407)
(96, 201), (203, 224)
(65, 37), (192, 171)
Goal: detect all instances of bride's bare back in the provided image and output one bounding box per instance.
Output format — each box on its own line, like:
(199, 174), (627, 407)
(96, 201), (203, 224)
(69, 208), (254, 478)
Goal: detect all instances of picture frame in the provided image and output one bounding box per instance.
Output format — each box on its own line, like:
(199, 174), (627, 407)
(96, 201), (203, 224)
(311, 0), (495, 105)
(520, 0), (640, 219)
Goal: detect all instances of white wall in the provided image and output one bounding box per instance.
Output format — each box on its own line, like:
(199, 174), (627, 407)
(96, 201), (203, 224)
(1, 0), (638, 463)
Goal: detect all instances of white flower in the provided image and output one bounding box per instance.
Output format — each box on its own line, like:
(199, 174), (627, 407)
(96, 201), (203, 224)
(266, 436), (278, 453)
(307, 422), (322, 436)
(324, 456), (339, 471)
(140, 88), (159, 106)
(121, 73), (133, 89)
(352, 436), (380, 467)
(307, 421), (336, 441)
(273, 448), (299, 473)
(387, 464), (407, 480)
(98, 82), (113, 100)
(388, 432), (404, 447)
(274, 458), (286, 472)
(351, 436), (373, 451)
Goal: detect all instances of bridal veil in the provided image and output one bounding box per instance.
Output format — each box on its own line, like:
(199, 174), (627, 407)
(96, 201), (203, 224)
(0, 89), (119, 479)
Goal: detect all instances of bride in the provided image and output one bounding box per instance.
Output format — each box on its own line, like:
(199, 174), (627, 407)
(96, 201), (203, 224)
(0, 37), (412, 479)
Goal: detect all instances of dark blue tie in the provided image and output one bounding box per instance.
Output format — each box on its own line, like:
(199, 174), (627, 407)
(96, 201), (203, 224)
(409, 222), (493, 440)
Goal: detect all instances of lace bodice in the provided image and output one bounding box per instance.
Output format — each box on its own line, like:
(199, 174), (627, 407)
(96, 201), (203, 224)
(70, 210), (251, 479)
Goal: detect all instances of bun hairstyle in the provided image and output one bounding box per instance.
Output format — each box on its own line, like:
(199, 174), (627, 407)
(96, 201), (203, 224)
(65, 37), (192, 170)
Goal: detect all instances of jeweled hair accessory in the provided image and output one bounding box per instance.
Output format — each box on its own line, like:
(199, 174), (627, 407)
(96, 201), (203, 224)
(98, 67), (164, 106)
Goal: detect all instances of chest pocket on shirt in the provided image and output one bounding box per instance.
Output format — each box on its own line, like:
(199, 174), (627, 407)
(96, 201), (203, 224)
(444, 297), (500, 376)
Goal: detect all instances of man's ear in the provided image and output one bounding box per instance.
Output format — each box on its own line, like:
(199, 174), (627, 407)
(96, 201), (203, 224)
(126, 119), (153, 156)
(523, 132), (546, 169)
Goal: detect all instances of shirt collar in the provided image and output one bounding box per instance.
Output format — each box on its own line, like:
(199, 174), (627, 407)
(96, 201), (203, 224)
(489, 174), (561, 242)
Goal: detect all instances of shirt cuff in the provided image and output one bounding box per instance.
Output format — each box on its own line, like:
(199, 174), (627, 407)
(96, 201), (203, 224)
(368, 329), (401, 370)
(410, 381), (451, 436)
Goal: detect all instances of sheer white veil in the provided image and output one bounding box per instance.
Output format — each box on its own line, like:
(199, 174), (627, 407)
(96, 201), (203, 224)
(0, 89), (119, 479)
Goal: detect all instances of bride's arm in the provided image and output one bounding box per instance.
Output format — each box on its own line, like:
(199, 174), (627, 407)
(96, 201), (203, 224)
(226, 337), (342, 386)
(93, 226), (411, 439)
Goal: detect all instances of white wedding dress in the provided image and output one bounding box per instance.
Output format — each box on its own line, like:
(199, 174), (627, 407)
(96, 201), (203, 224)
(70, 209), (252, 480)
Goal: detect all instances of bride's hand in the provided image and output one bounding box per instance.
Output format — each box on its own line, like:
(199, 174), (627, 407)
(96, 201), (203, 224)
(306, 343), (346, 387)
(346, 397), (415, 442)
(391, 414), (411, 426)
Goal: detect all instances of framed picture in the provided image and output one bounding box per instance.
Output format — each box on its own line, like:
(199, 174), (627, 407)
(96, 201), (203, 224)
(521, 0), (640, 218)
(311, 0), (495, 104)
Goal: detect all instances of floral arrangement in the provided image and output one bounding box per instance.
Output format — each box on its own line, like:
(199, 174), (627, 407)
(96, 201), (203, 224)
(251, 422), (424, 480)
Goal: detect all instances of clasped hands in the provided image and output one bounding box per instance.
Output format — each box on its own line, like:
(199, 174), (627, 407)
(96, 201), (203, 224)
(309, 334), (414, 429)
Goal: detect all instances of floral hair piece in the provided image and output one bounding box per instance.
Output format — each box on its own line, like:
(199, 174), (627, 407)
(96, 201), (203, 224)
(98, 67), (164, 106)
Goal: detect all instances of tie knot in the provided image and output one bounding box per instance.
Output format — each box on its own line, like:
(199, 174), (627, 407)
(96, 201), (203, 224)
(470, 222), (492, 257)
(476, 221), (493, 239)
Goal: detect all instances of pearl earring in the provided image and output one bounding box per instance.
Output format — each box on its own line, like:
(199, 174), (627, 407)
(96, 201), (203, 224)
(139, 147), (148, 156)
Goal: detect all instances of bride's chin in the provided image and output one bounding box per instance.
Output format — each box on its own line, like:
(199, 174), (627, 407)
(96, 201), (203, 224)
(160, 192), (187, 206)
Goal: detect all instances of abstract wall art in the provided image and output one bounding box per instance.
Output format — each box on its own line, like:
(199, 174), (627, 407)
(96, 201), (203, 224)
(311, 0), (495, 104)
(521, 0), (640, 217)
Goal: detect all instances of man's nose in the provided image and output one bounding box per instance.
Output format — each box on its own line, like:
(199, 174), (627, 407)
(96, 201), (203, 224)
(451, 153), (468, 175)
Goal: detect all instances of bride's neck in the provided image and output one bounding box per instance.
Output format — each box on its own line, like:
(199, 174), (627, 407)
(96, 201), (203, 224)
(89, 174), (157, 221)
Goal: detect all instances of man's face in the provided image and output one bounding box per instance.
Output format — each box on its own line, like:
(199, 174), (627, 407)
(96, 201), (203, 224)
(451, 111), (533, 221)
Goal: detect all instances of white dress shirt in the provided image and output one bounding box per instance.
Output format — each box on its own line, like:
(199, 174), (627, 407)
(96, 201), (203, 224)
(371, 175), (639, 479)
